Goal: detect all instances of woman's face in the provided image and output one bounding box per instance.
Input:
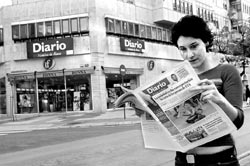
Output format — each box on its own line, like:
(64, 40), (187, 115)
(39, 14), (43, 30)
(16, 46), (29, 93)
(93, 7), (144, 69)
(177, 36), (207, 69)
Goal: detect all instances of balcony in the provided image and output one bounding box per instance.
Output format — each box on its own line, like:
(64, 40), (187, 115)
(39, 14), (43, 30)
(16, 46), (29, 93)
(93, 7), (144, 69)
(152, 7), (186, 27)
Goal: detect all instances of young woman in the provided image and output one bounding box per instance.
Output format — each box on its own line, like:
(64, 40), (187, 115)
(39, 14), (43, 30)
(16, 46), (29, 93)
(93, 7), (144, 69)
(171, 15), (244, 166)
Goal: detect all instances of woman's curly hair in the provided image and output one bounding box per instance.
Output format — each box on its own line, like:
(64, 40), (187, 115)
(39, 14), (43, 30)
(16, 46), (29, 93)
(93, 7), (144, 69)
(171, 15), (214, 51)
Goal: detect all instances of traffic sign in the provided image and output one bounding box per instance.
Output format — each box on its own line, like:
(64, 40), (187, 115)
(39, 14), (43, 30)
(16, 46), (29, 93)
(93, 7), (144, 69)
(119, 64), (126, 76)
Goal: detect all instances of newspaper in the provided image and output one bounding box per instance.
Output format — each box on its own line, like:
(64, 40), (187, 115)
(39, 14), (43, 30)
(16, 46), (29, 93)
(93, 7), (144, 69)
(115, 61), (237, 152)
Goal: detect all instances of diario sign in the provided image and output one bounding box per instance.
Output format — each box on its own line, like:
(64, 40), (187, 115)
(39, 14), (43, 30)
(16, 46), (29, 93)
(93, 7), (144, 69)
(27, 38), (74, 58)
(120, 38), (145, 52)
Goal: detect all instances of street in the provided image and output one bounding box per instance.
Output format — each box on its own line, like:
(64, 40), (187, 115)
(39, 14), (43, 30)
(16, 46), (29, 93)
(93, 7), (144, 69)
(0, 108), (249, 166)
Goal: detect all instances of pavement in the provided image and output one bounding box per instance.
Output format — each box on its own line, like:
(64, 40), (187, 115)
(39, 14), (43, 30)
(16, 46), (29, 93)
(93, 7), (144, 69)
(0, 107), (141, 128)
(1, 104), (250, 165)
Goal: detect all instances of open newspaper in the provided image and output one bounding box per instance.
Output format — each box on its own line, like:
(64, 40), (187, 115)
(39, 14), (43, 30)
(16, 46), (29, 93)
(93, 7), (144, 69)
(115, 61), (237, 152)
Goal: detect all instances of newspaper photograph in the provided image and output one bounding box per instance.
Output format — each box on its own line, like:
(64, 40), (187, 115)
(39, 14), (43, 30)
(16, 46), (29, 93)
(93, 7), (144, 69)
(115, 60), (237, 152)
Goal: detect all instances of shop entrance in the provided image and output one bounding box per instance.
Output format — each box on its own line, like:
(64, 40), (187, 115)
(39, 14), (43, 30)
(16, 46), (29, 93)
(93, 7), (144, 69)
(106, 74), (138, 109)
(38, 74), (91, 112)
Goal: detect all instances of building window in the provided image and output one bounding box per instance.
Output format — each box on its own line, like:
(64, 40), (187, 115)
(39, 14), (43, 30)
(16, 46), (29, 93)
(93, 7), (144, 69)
(62, 19), (70, 34)
(151, 27), (157, 40)
(134, 24), (139, 36)
(20, 24), (28, 39)
(37, 22), (44, 37)
(157, 28), (162, 41)
(45, 21), (53, 36)
(115, 20), (121, 34)
(79, 17), (89, 32)
(106, 18), (115, 33)
(71, 18), (78, 34)
(140, 24), (146, 38)
(122, 21), (128, 35)
(162, 29), (167, 41)
(128, 22), (134, 36)
(53, 20), (61, 35)
(173, 0), (177, 10)
(0, 28), (3, 46)
(12, 25), (19, 40)
(146, 26), (151, 39)
(0, 77), (6, 114)
(28, 23), (36, 38)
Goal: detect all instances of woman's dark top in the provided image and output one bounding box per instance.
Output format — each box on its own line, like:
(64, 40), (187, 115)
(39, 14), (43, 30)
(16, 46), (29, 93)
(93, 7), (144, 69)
(198, 63), (244, 147)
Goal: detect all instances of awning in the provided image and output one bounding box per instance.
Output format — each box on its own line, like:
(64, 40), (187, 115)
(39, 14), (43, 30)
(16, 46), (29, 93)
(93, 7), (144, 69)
(103, 67), (144, 75)
(6, 67), (95, 81)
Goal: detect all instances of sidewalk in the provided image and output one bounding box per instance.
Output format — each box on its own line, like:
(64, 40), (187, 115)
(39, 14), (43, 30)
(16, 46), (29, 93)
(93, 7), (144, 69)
(0, 107), (141, 127)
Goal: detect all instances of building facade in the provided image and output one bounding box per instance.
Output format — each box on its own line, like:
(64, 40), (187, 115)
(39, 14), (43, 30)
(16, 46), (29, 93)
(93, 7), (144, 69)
(0, 0), (247, 116)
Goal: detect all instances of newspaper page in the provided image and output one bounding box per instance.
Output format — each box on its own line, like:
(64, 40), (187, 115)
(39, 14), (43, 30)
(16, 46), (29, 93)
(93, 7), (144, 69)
(115, 60), (237, 152)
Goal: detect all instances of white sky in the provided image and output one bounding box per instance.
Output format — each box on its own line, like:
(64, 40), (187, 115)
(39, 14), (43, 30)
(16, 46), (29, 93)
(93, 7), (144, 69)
(0, 0), (12, 8)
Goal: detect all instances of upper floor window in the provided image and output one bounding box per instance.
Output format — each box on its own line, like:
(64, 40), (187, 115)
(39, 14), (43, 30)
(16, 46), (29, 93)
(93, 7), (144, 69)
(37, 22), (44, 37)
(115, 20), (121, 34)
(62, 19), (70, 34)
(20, 24), (28, 39)
(11, 15), (89, 42)
(54, 20), (61, 35)
(105, 17), (171, 43)
(122, 21), (128, 35)
(28, 23), (36, 38)
(79, 17), (89, 32)
(12, 25), (19, 40)
(45, 21), (53, 36)
(0, 28), (3, 46)
(128, 22), (134, 36)
(71, 18), (78, 34)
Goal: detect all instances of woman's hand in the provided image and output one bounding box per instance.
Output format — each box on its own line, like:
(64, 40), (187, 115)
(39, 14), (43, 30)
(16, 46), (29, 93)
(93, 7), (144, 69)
(189, 79), (225, 105)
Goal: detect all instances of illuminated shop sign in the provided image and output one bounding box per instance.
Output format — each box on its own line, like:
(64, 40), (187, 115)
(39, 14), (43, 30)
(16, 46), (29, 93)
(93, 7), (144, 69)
(27, 38), (74, 58)
(120, 38), (145, 53)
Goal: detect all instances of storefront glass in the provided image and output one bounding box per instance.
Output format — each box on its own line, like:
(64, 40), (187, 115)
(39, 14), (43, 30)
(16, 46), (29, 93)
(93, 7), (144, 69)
(38, 76), (65, 112)
(37, 74), (92, 113)
(16, 79), (37, 114)
(66, 75), (91, 111)
(106, 74), (137, 109)
(0, 77), (6, 114)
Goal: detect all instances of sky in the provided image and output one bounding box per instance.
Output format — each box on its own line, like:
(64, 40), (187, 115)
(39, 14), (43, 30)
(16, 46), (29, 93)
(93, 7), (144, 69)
(0, 0), (12, 8)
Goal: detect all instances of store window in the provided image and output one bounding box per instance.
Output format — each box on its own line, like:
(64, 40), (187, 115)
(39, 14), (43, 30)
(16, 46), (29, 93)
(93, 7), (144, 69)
(79, 17), (89, 32)
(28, 23), (36, 38)
(12, 25), (19, 40)
(71, 18), (78, 34)
(38, 76), (65, 112)
(115, 20), (121, 34)
(20, 24), (28, 39)
(16, 79), (37, 114)
(37, 74), (92, 112)
(62, 19), (70, 34)
(66, 75), (91, 111)
(106, 74), (137, 109)
(37, 22), (45, 37)
(53, 20), (61, 35)
(0, 28), (3, 46)
(45, 21), (53, 36)
(0, 77), (6, 114)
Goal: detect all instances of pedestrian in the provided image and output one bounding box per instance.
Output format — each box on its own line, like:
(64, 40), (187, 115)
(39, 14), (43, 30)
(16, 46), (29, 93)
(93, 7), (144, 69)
(171, 15), (244, 166)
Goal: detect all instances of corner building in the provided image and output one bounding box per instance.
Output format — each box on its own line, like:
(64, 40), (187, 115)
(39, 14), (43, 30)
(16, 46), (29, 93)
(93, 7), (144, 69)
(0, 0), (234, 116)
